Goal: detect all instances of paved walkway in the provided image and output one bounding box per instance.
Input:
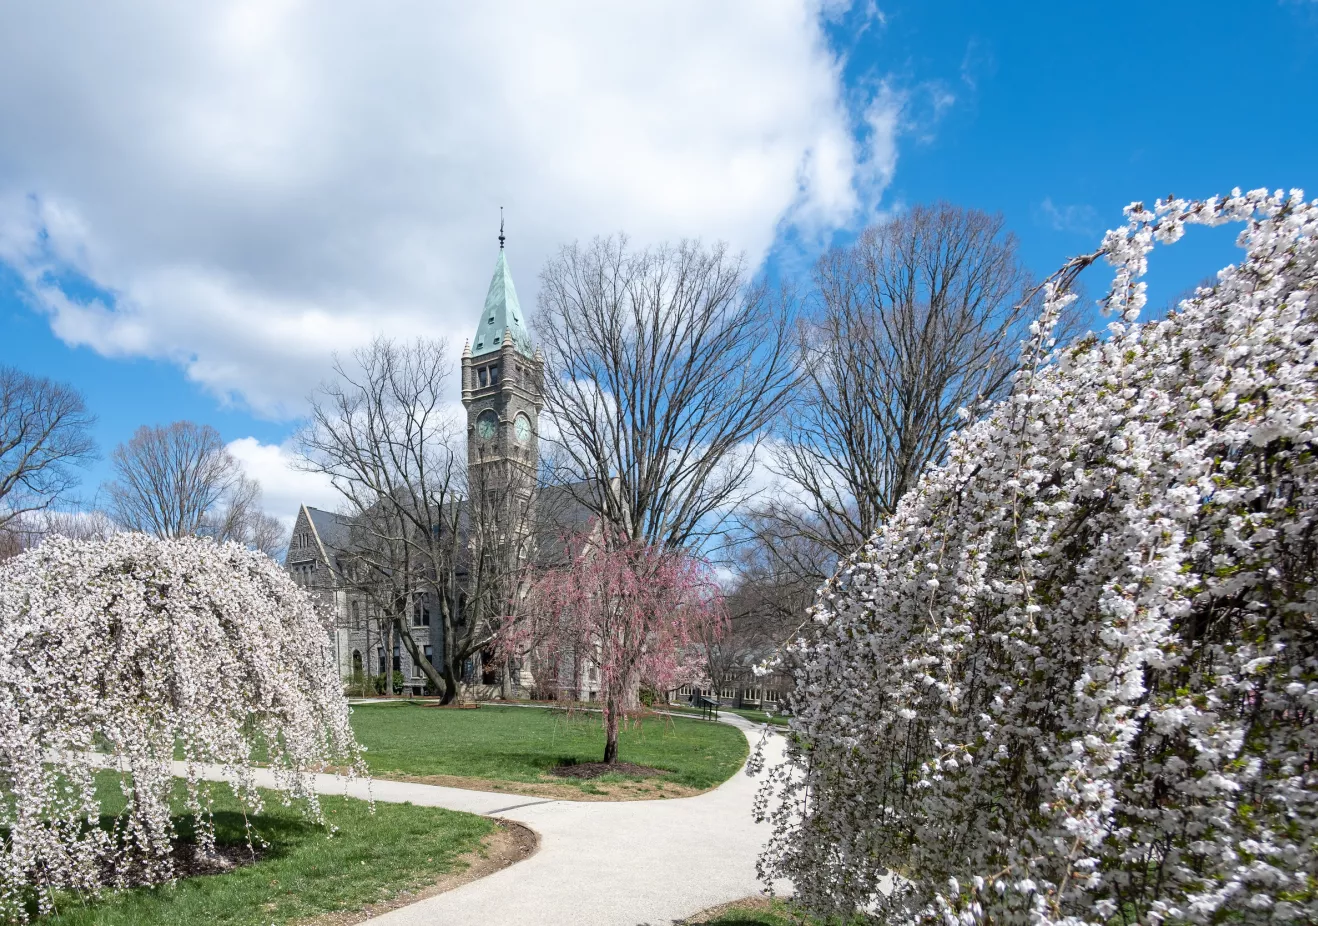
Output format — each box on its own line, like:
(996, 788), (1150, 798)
(180, 713), (790, 926)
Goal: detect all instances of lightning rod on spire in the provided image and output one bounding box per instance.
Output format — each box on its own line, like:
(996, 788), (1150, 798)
(499, 207), (505, 250)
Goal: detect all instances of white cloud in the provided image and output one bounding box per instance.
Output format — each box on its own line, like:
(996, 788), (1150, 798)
(0, 1), (898, 417)
(226, 437), (340, 526)
(1036, 197), (1099, 235)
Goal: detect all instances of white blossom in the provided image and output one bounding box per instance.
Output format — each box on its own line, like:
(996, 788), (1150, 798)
(0, 534), (364, 922)
(757, 190), (1318, 925)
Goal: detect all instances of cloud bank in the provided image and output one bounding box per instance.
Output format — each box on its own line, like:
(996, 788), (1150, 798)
(0, 1), (901, 417)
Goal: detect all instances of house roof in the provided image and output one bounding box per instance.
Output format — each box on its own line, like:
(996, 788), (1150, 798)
(306, 506), (352, 557)
(471, 249), (533, 359)
(290, 482), (599, 575)
(531, 482), (603, 565)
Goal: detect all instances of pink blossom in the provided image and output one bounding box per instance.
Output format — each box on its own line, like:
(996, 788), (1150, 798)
(498, 532), (727, 763)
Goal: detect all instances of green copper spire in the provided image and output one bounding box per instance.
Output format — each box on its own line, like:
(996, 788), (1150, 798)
(471, 247), (532, 358)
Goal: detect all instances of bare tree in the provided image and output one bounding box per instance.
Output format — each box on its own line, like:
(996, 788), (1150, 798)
(245, 510), (289, 558)
(35, 508), (120, 543)
(0, 507), (121, 562)
(0, 366), (96, 531)
(104, 421), (283, 554)
(298, 337), (542, 703)
(535, 236), (799, 549)
(206, 472), (287, 556)
(702, 531), (815, 694)
(761, 202), (1075, 578)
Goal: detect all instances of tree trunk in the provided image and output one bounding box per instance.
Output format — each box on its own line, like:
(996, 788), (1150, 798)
(441, 614), (468, 705)
(384, 620), (395, 696)
(621, 678), (641, 712)
(363, 616), (373, 698)
(603, 696), (620, 764)
(440, 659), (459, 705)
(395, 617), (449, 698)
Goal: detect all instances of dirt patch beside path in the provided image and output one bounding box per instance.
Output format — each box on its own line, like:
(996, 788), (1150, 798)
(549, 760), (666, 780)
(378, 771), (703, 801)
(681, 895), (779, 923)
(300, 819), (538, 926)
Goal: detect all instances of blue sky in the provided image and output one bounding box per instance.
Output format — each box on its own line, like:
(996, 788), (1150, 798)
(1, 1), (1315, 523)
(815, 0), (1318, 309)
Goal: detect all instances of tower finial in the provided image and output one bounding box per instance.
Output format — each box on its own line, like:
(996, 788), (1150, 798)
(498, 206), (505, 250)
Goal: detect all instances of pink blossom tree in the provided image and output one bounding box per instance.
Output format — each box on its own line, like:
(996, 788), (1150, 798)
(503, 536), (726, 764)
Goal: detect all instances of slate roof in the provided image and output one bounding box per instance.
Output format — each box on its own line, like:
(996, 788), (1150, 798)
(532, 482), (604, 565)
(306, 506), (352, 558)
(297, 483), (599, 573)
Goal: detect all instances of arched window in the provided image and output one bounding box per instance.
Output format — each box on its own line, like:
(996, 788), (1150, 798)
(351, 650), (363, 673)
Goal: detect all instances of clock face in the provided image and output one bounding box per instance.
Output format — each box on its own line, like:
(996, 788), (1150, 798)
(514, 413), (532, 443)
(476, 410), (498, 440)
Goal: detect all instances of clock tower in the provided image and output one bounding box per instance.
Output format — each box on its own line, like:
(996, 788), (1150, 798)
(460, 237), (543, 509)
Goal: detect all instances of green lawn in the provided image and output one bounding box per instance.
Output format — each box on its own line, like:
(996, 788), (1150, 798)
(694, 902), (796, 925)
(34, 773), (492, 926)
(664, 704), (793, 727)
(689, 897), (859, 925)
(350, 702), (749, 796)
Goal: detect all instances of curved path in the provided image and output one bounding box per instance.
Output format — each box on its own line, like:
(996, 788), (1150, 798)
(185, 713), (789, 926)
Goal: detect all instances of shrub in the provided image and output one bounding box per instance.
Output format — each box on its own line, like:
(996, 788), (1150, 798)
(372, 670), (406, 695)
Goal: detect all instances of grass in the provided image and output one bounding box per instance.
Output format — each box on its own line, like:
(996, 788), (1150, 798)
(349, 702), (749, 797)
(664, 704), (793, 727)
(687, 897), (861, 925)
(691, 899), (798, 925)
(33, 772), (493, 926)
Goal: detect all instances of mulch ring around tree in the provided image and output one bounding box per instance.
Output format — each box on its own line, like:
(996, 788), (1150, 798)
(549, 759), (667, 780)
(102, 841), (263, 887)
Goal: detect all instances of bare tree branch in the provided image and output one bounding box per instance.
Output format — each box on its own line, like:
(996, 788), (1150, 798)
(760, 202), (1082, 579)
(297, 336), (546, 703)
(103, 421), (281, 553)
(0, 366), (96, 530)
(535, 236), (799, 549)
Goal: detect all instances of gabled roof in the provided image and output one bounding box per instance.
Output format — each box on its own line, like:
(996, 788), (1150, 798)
(471, 249), (533, 358)
(532, 482), (603, 564)
(305, 506), (352, 559)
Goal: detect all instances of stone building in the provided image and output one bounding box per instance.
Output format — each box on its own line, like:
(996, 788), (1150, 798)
(284, 236), (784, 709)
(284, 238), (597, 698)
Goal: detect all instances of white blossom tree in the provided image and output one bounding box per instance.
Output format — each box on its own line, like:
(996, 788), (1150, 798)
(757, 189), (1318, 926)
(0, 534), (363, 922)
